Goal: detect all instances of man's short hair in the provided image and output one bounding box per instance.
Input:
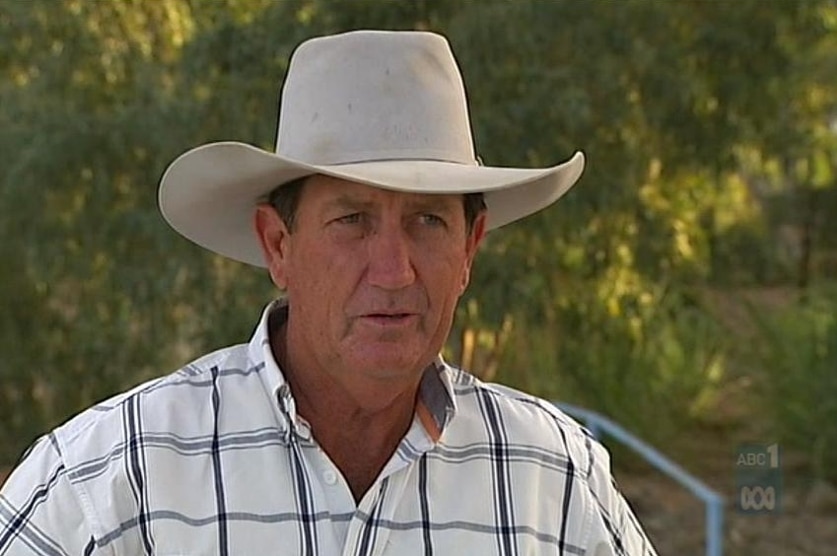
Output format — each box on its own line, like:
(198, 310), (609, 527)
(267, 177), (486, 235)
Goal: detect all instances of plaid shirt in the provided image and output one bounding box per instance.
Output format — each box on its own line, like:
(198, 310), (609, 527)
(1, 302), (657, 555)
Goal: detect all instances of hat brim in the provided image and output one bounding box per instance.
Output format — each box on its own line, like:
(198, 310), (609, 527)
(158, 142), (585, 267)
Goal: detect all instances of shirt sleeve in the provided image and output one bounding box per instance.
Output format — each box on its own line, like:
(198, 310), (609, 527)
(0, 435), (98, 556)
(584, 440), (658, 556)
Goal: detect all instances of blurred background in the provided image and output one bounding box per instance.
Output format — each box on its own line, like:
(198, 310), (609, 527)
(1, 1), (836, 553)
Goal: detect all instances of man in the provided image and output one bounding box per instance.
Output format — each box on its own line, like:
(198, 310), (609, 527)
(1, 30), (657, 555)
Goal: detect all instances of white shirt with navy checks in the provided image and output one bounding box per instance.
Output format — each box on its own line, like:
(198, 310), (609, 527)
(1, 301), (657, 555)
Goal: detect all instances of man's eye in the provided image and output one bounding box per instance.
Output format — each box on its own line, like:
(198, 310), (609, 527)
(420, 213), (446, 227)
(336, 213), (362, 224)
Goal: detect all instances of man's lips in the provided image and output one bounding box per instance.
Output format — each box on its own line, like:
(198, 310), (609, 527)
(362, 311), (417, 317)
(352, 308), (421, 317)
(355, 311), (420, 325)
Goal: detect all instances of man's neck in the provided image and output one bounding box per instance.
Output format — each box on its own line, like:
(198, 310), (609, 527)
(295, 386), (416, 502)
(271, 322), (421, 502)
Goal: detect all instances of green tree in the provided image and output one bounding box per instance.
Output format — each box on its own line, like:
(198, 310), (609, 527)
(2, 0), (837, 464)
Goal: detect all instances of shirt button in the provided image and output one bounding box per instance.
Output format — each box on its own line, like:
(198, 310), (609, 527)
(323, 469), (338, 485)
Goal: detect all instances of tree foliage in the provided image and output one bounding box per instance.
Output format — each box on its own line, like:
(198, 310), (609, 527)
(1, 0), (836, 465)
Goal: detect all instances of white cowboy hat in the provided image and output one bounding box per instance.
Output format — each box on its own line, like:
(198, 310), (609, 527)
(159, 30), (585, 267)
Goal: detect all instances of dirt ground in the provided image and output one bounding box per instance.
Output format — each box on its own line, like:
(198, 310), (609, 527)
(619, 467), (837, 555)
(614, 422), (837, 556)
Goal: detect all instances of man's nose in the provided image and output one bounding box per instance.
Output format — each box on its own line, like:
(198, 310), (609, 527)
(365, 225), (417, 290)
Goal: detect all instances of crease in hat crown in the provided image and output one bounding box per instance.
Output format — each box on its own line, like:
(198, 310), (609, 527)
(275, 30), (478, 166)
(158, 29), (586, 268)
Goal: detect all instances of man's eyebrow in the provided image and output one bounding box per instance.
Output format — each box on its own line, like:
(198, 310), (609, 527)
(405, 197), (460, 213)
(320, 195), (376, 213)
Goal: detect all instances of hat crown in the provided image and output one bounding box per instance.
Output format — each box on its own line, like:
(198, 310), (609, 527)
(276, 30), (477, 166)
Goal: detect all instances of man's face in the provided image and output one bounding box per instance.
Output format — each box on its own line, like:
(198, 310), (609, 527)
(256, 175), (485, 387)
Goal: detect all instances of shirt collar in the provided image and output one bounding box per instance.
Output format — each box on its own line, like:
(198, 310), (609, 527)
(248, 299), (457, 440)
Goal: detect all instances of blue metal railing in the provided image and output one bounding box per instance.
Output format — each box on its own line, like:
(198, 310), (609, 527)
(554, 402), (724, 556)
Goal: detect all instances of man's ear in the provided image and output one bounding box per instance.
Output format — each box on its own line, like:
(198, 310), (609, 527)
(254, 204), (291, 289)
(460, 211), (487, 292)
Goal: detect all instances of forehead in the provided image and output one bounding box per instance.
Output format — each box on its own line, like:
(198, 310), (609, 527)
(300, 174), (463, 209)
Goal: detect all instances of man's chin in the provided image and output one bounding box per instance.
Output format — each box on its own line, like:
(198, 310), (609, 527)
(345, 351), (429, 380)
(353, 314), (422, 335)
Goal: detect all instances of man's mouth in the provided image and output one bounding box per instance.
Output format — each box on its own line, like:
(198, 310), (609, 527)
(359, 312), (418, 325)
